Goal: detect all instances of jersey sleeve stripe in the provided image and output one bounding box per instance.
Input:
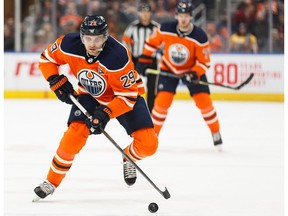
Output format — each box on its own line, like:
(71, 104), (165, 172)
(125, 96), (137, 102)
(117, 96), (135, 108)
(137, 83), (145, 88)
(196, 61), (209, 71)
(144, 43), (157, 53)
(43, 49), (58, 64)
(39, 58), (51, 63)
(114, 91), (138, 97)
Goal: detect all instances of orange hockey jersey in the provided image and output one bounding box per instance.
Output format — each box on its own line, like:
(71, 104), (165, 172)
(39, 33), (145, 118)
(143, 20), (211, 77)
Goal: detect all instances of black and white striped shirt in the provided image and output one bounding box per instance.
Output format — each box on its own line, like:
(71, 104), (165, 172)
(122, 20), (159, 60)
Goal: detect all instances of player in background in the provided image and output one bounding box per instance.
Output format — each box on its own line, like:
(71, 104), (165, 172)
(122, 2), (160, 112)
(135, 0), (223, 149)
(33, 15), (158, 200)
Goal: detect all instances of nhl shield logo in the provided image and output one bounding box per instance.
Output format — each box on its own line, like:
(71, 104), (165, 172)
(78, 69), (106, 97)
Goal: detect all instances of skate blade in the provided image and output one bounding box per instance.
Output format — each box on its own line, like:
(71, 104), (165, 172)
(32, 196), (41, 202)
(215, 144), (222, 152)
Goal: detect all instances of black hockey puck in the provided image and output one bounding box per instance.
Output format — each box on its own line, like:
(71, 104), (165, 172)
(148, 202), (158, 213)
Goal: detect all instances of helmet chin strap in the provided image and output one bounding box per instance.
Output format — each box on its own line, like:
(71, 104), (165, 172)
(85, 42), (106, 63)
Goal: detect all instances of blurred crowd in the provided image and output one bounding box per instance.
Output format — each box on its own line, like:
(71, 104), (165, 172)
(4, 0), (284, 53)
(205, 0), (284, 53)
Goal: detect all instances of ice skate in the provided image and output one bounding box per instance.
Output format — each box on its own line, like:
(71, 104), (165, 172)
(123, 158), (137, 186)
(32, 180), (55, 202)
(212, 132), (223, 151)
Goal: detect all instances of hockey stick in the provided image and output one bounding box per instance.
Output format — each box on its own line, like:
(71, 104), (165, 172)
(146, 68), (254, 90)
(69, 95), (171, 200)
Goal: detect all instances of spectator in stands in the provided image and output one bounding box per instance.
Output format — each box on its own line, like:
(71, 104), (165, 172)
(218, 25), (229, 53)
(87, 0), (106, 17)
(60, 20), (79, 35)
(120, 0), (138, 23)
(233, 0), (256, 33)
(35, 0), (60, 29)
(154, 0), (174, 23)
(252, 7), (269, 53)
(4, 23), (15, 51)
(105, 1), (135, 40)
(273, 26), (284, 53)
(230, 22), (258, 53)
(30, 29), (49, 52)
(41, 21), (54, 43)
(59, 1), (83, 34)
(205, 22), (222, 53)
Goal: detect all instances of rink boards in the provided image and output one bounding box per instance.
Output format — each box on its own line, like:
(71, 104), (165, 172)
(4, 53), (284, 102)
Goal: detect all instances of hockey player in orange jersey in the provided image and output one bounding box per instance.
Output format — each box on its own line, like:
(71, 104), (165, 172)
(135, 0), (223, 149)
(33, 15), (158, 200)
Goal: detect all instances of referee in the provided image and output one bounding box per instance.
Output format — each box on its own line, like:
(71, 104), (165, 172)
(122, 2), (160, 112)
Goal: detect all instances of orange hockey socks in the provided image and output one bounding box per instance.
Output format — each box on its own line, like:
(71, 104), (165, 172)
(151, 91), (174, 134)
(47, 149), (75, 187)
(193, 93), (220, 133)
(47, 122), (90, 187)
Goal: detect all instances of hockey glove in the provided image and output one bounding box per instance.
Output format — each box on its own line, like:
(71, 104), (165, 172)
(85, 105), (112, 135)
(135, 55), (153, 75)
(49, 74), (77, 104)
(183, 71), (199, 85)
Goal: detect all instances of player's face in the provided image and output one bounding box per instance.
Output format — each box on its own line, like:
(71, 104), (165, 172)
(176, 13), (192, 30)
(82, 34), (106, 56)
(139, 10), (152, 25)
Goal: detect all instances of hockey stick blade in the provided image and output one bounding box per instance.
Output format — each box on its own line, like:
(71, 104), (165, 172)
(234, 73), (254, 90)
(162, 187), (171, 199)
(197, 73), (254, 90)
(69, 94), (171, 200)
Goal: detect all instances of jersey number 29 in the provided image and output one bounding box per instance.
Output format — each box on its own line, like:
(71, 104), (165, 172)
(121, 71), (136, 88)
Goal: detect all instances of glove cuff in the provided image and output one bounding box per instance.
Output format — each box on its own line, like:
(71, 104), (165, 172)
(138, 55), (153, 64)
(98, 105), (112, 119)
(49, 75), (68, 91)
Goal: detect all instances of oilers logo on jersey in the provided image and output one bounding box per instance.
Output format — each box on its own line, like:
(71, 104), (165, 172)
(78, 69), (106, 97)
(168, 43), (189, 65)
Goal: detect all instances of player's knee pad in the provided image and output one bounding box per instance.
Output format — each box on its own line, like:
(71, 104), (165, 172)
(131, 128), (158, 157)
(193, 92), (213, 110)
(58, 121), (90, 155)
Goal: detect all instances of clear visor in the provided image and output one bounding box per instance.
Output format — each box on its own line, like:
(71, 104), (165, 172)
(81, 34), (107, 45)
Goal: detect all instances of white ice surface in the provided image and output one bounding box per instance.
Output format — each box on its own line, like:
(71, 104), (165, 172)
(4, 99), (284, 216)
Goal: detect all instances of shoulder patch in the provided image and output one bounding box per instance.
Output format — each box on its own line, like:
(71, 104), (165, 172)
(50, 43), (58, 52)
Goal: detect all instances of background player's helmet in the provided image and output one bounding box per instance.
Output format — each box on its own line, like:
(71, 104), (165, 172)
(80, 15), (108, 39)
(176, 0), (194, 15)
